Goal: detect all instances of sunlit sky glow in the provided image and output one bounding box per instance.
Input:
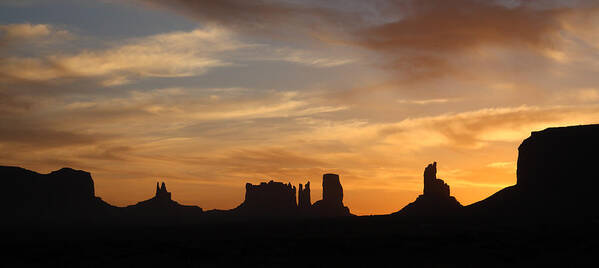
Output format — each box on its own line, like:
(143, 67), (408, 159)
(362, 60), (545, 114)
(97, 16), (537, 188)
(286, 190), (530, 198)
(2, 0), (599, 215)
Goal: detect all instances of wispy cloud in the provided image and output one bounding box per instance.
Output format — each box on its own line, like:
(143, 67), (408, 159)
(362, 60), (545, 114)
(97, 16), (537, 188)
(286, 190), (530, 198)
(0, 23), (71, 45)
(0, 24), (357, 86)
(397, 98), (453, 105)
(486, 161), (515, 169)
(0, 26), (240, 85)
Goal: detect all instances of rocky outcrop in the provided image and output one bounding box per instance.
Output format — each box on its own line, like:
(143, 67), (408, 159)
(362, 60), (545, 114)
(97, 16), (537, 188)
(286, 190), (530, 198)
(298, 181), (311, 209)
(311, 174), (351, 217)
(233, 180), (297, 217)
(466, 124), (599, 221)
(126, 182), (203, 222)
(423, 162), (450, 197)
(133, 181), (175, 208)
(230, 175), (352, 218)
(393, 162), (462, 217)
(155, 182), (172, 201)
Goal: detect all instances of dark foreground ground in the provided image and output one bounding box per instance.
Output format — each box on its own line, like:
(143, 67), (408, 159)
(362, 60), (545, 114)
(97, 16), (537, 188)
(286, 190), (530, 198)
(4, 216), (599, 267)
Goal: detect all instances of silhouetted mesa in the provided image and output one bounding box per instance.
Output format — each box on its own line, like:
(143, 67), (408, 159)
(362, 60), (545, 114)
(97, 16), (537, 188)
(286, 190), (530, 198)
(233, 180), (297, 217)
(311, 174), (352, 217)
(466, 124), (599, 221)
(298, 181), (311, 210)
(1, 166), (114, 224)
(393, 162), (462, 217)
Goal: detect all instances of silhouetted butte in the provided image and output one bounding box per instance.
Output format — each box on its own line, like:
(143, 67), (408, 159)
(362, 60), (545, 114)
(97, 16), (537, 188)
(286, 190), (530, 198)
(393, 162), (462, 218)
(311, 174), (352, 217)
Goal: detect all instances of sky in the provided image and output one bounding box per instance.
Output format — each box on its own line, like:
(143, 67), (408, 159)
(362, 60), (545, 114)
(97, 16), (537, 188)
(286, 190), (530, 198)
(2, 0), (599, 215)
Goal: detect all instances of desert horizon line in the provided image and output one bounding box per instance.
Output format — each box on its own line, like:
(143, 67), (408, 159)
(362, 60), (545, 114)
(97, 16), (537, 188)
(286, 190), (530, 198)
(5, 123), (599, 218)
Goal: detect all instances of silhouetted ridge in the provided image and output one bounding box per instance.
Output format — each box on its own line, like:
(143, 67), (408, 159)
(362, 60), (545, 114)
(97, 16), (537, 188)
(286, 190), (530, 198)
(465, 124), (599, 221)
(393, 162), (462, 217)
(1, 166), (114, 224)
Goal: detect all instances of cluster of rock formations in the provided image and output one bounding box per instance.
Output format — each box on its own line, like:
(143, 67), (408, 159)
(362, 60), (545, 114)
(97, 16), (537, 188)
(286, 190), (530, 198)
(394, 162), (462, 217)
(5, 123), (599, 225)
(298, 182), (311, 210)
(232, 174), (352, 217)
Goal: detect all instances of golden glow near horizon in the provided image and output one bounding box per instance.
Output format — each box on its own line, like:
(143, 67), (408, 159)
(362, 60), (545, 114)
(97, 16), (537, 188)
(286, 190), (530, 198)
(2, 1), (599, 215)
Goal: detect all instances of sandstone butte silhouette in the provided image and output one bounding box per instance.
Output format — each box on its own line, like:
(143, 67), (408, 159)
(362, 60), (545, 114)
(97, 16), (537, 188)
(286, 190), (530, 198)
(224, 173), (351, 218)
(2, 123), (599, 224)
(392, 162), (462, 218)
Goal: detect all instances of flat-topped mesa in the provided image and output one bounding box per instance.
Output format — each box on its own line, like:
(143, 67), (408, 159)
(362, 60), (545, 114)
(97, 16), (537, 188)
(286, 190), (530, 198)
(235, 180), (297, 216)
(517, 124), (599, 194)
(311, 174), (351, 216)
(463, 124), (599, 221)
(298, 181), (311, 209)
(423, 162), (450, 197)
(2, 166), (115, 224)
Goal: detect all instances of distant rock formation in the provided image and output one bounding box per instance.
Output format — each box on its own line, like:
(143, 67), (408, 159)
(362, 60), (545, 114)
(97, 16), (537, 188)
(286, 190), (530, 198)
(1, 166), (114, 224)
(233, 180), (297, 217)
(466, 124), (599, 221)
(393, 162), (462, 217)
(229, 174), (352, 218)
(133, 181), (176, 208)
(311, 174), (351, 217)
(423, 162), (450, 197)
(298, 181), (311, 209)
(155, 182), (171, 201)
(126, 181), (203, 222)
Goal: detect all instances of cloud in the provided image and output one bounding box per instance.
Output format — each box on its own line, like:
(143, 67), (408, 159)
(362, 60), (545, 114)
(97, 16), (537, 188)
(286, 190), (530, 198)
(349, 0), (584, 80)
(0, 23), (71, 47)
(486, 161), (514, 169)
(356, 1), (565, 52)
(0, 27), (239, 85)
(267, 48), (356, 67)
(397, 98), (453, 105)
(0, 23), (356, 87)
(0, 92), (34, 114)
(220, 147), (327, 175)
(0, 120), (105, 149)
(140, 0), (599, 82)
(0, 23), (51, 39)
(375, 105), (599, 150)
(140, 0), (360, 40)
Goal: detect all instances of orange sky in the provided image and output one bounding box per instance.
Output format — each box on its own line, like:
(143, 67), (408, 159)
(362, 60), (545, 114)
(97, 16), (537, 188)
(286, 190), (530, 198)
(2, 0), (599, 215)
